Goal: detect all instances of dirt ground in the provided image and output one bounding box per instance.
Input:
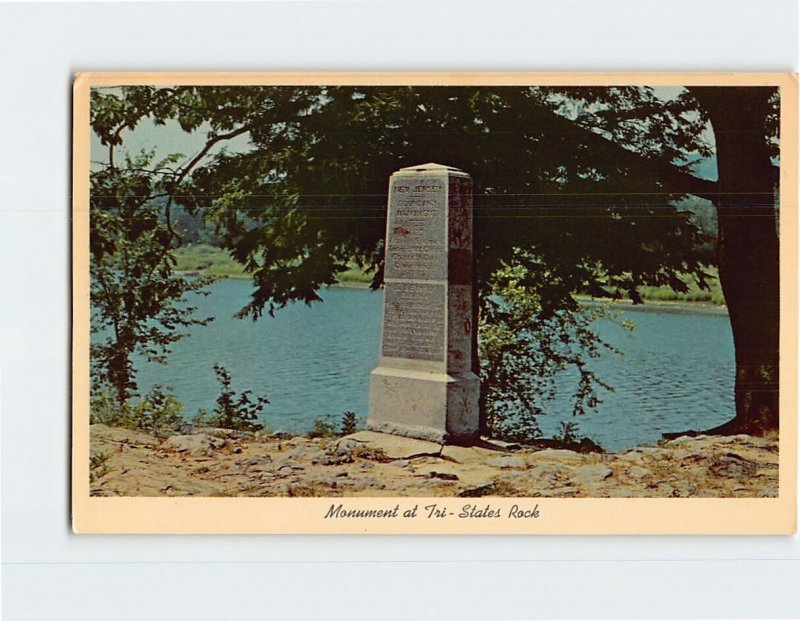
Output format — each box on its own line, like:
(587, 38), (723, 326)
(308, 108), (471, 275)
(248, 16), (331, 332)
(89, 424), (779, 498)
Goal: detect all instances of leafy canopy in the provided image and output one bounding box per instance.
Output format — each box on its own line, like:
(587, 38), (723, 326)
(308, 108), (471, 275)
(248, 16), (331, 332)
(91, 85), (716, 320)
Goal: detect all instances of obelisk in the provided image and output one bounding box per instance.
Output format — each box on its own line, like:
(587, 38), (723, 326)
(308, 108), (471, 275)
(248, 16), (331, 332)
(367, 163), (480, 443)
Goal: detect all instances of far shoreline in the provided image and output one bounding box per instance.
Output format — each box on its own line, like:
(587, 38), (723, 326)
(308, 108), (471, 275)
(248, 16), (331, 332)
(177, 269), (728, 315)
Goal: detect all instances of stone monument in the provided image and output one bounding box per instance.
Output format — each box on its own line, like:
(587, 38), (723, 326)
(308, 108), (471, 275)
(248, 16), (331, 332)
(366, 163), (480, 443)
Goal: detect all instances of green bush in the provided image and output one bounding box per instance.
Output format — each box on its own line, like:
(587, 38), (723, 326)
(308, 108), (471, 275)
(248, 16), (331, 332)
(90, 385), (183, 437)
(89, 451), (112, 483)
(207, 364), (268, 431)
(340, 411), (358, 435)
(554, 421), (583, 445)
(311, 415), (338, 438)
(310, 412), (360, 438)
(480, 260), (621, 444)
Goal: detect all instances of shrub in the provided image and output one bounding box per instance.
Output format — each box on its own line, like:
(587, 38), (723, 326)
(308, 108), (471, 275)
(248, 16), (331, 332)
(207, 364), (268, 431)
(311, 415), (338, 438)
(129, 385), (184, 436)
(90, 384), (183, 437)
(89, 451), (112, 483)
(340, 411), (358, 435)
(554, 421), (582, 445)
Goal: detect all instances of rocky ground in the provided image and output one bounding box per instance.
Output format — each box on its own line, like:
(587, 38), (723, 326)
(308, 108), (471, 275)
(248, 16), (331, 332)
(89, 424), (779, 498)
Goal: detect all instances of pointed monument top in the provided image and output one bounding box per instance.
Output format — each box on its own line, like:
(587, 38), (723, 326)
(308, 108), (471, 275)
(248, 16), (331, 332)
(396, 162), (465, 173)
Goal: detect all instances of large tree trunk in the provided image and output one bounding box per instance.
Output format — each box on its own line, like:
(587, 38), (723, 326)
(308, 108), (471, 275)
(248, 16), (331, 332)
(689, 87), (780, 435)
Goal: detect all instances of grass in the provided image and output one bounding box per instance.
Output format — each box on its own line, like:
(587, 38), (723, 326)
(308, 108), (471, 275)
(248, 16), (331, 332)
(175, 244), (724, 305)
(335, 265), (374, 285)
(174, 244), (248, 279)
(635, 269), (725, 305)
(174, 243), (374, 285)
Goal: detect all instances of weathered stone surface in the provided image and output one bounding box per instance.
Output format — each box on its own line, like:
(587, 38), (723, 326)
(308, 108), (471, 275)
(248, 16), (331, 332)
(667, 435), (698, 446)
(277, 444), (324, 467)
(458, 483), (498, 497)
(540, 486), (580, 497)
(627, 465), (652, 480)
(570, 464), (613, 486)
(440, 444), (508, 464)
(530, 463), (563, 481)
(90, 425), (779, 499)
(161, 433), (225, 456)
(340, 430), (441, 460)
(429, 471), (459, 481)
(367, 163), (479, 442)
(533, 448), (579, 460)
(708, 452), (758, 477)
(486, 454), (528, 469)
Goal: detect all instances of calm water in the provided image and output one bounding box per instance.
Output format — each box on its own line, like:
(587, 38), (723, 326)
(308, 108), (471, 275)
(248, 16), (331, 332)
(123, 279), (734, 451)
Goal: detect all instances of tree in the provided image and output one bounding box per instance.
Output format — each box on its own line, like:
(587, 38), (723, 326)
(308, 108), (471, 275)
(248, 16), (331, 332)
(683, 87), (779, 434)
(88, 84), (780, 436)
(479, 256), (626, 442)
(89, 150), (213, 404)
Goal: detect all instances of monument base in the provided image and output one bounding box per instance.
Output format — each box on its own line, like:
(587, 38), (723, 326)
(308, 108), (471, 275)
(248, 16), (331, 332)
(366, 366), (480, 443)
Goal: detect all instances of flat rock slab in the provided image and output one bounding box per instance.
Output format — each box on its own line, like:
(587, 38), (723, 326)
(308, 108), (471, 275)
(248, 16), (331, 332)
(340, 431), (442, 460)
(486, 454), (528, 469)
(570, 464), (613, 486)
(162, 433), (225, 456)
(440, 444), (507, 464)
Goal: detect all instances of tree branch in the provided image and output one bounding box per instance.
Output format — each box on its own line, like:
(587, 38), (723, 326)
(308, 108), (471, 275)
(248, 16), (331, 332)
(174, 125), (251, 186)
(164, 124), (251, 248)
(539, 106), (719, 200)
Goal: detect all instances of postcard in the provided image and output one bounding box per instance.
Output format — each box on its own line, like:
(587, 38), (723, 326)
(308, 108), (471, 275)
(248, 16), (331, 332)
(72, 72), (797, 533)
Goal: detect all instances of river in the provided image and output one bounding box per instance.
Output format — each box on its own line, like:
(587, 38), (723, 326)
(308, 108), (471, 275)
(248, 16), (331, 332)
(125, 278), (735, 451)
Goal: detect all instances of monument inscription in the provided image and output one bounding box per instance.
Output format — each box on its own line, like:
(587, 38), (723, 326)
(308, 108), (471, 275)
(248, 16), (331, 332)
(381, 282), (445, 361)
(384, 177), (447, 281)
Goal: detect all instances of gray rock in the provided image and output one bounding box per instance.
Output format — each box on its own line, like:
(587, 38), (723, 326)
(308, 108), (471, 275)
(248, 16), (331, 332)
(335, 438), (363, 455)
(666, 435), (697, 446)
(570, 464), (613, 486)
(627, 465), (652, 480)
(487, 454), (528, 469)
(637, 447), (666, 459)
(351, 478), (379, 491)
(337, 431), (441, 460)
(161, 433), (225, 456)
(539, 486), (580, 497)
(269, 483), (290, 496)
(620, 451), (644, 462)
(250, 463), (273, 474)
(709, 453), (758, 478)
(458, 483), (497, 497)
(535, 448), (579, 459)
(530, 464), (562, 479)
(277, 445), (324, 469)
(429, 471), (459, 481)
